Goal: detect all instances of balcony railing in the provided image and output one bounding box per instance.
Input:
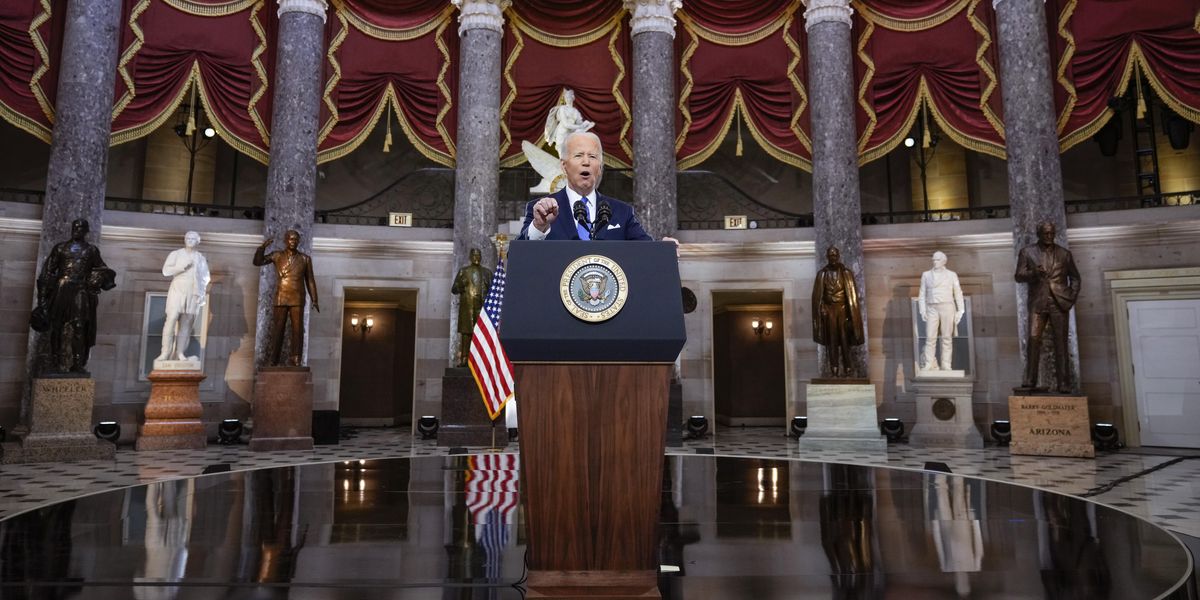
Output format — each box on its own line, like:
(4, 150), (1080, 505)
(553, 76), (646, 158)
(2, 185), (1195, 230)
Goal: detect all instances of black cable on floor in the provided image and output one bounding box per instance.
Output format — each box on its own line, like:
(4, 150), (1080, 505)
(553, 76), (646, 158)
(1080, 455), (1199, 498)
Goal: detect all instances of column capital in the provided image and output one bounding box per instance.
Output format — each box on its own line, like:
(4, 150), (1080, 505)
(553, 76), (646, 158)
(452, 0), (511, 36)
(624, 0), (681, 38)
(277, 0), (328, 23)
(802, 0), (853, 31)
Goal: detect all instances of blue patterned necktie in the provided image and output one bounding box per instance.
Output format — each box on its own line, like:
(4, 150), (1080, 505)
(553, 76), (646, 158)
(575, 196), (591, 241)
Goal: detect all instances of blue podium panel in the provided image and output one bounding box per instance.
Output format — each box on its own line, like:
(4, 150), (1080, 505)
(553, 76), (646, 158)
(500, 240), (686, 363)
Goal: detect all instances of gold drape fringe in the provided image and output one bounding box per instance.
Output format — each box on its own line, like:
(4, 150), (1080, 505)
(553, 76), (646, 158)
(248, 1), (270, 146)
(968, 0), (1004, 139)
(434, 16), (456, 158)
(508, 10), (621, 48)
(855, 15), (878, 153)
(677, 0), (800, 47)
(0, 100), (51, 142)
(1055, 0), (1078, 134)
(112, 0), (151, 122)
(608, 21), (633, 165)
(315, 85), (453, 166)
(163, 0), (257, 17)
(853, 0), (969, 32)
(28, 0), (54, 124)
(338, 0), (452, 41)
(674, 25), (698, 154)
(318, 11), (349, 146)
(497, 25), (524, 167)
(783, 12), (812, 154)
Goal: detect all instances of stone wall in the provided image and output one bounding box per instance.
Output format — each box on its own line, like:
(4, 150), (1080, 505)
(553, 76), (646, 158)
(1, 200), (1197, 443)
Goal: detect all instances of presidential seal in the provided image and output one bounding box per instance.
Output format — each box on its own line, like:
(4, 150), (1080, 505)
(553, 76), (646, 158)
(560, 255), (629, 322)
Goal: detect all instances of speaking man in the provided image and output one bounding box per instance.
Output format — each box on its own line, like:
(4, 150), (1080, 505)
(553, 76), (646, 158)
(519, 131), (653, 241)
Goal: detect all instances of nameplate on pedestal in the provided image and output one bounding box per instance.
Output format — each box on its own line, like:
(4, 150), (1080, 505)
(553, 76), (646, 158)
(154, 358), (203, 371)
(1008, 395), (1094, 458)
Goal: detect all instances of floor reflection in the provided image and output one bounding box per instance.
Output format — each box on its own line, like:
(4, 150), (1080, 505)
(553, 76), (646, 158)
(0, 455), (1190, 599)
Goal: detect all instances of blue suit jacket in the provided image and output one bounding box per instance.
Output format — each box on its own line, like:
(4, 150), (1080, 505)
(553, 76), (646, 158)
(518, 188), (652, 241)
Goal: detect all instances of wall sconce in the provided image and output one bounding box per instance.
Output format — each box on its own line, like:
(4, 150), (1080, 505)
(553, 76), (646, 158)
(751, 318), (773, 337)
(349, 315), (374, 333)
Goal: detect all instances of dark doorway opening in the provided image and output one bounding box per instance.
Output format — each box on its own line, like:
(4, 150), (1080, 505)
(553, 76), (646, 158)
(339, 288), (417, 428)
(712, 291), (786, 427)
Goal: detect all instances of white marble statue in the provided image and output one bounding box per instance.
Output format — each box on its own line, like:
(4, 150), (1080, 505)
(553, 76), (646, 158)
(156, 231), (211, 366)
(522, 88), (595, 194)
(918, 250), (964, 371)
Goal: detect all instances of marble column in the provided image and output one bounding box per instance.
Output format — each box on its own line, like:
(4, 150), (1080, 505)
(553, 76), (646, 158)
(448, 0), (508, 362)
(254, 0), (328, 366)
(993, 0), (1080, 392)
(803, 0), (868, 377)
(625, 0), (680, 239)
(22, 0), (122, 422)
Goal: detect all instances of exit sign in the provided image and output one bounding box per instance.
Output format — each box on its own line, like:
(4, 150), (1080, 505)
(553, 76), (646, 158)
(724, 215), (748, 229)
(388, 212), (413, 227)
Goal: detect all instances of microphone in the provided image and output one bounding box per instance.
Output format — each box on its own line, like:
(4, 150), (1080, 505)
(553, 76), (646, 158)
(572, 200), (590, 237)
(594, 200), (612, 239)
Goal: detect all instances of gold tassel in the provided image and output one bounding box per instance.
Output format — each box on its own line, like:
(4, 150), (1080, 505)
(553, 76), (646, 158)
(185, 82), (196, 137)
(735, 108), (744, 157)
(922, 102), (932, 149)
(1134, 63), (1147, 120)
(383, 101), (393, 153)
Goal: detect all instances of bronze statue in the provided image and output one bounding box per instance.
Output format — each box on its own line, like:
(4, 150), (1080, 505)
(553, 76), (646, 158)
(1014, 222), (1080, 393)
(254, 230), (319, 367)
(31, 219), (116, 374)
(450, 248), (492, 367)
(812, 246), (865, 378)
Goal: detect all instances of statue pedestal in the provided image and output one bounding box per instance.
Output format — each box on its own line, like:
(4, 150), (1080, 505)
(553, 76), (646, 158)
(249, 367), (314, 451)
(438, 367), (497, 447)
(136, 369), (207, 451)
(908, 376), (983, 449)
(1008, 395), (1094, 458)
(1, 376), (115, 464)
(797, 383), (887, 452)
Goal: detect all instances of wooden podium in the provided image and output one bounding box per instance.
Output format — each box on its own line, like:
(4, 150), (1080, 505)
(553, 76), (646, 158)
(502, 241), (686, 599)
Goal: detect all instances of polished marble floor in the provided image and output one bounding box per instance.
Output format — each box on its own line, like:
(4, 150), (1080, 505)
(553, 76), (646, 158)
(0, 453), (1193, 599)
(2, 426), (1198, 539)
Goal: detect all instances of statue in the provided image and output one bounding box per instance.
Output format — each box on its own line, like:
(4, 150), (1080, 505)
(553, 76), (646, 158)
(450, 248), (492, 367)
(253, 230), (319, 367)
(1014, 222), (1080, 393)
(917, 251), (965, 371)
(522, 88), (596, 195)
(156, 231), (211, 364)
(812, 246), (865, 378)
(30, 219), (117, 374)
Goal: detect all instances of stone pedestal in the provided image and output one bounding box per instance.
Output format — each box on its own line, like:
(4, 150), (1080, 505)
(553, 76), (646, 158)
(1008, 395), (1094, 458)
(137, 369), (207, 451)
(438, 367), (497, 447)
(909, 377), (983, 449)
(249, 367), (314, 451)
(797, 383), (887, 451)
(2, 376), (115, 463)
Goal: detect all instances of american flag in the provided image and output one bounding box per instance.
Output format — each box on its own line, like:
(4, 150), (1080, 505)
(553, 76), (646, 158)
(465, 454), (520, 582)
(467, 257), (514, 420)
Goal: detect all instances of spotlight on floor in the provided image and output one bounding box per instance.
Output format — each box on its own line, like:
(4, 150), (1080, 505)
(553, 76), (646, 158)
(880, 418), (905, 443)
(789, 416), (807, 439)
(990, 420), (1012, 446)
(684, 415), (709, 440)
(93, 421), (120, 444)
(417, 416), (439, 440)
(1092, 422), (1123, 451)
(217, 419), (243, 445)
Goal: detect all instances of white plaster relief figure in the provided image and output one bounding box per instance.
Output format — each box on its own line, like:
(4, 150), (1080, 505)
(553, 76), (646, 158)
(918, 250), (964, 371)
(156, 231), (211, 365)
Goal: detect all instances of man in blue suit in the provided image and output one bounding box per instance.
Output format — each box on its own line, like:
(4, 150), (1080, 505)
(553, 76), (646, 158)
(519, 131), (653, 241)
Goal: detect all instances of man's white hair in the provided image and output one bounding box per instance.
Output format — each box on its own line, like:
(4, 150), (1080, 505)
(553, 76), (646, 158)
(932, 250), (947, 262)
(563, 130), (604, 162)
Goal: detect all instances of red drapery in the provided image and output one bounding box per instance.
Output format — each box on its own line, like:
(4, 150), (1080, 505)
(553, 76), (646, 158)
(1052, 0), (1200, 150)
(498, 0), (631, 167)
(852, 0), (1006, 163)
(675, 0), (810, 169)
(1, 0), (1199, 169)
